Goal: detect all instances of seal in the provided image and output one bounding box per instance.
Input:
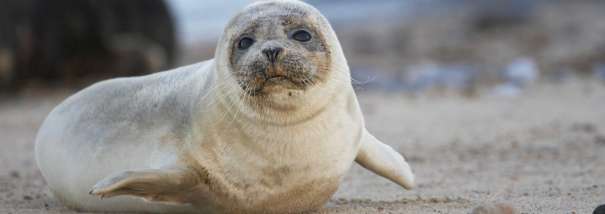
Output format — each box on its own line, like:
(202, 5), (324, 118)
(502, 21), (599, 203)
(34, 0), (415, 213)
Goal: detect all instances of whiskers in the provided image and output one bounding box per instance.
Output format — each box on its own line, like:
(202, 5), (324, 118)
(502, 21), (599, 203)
(212, 59), (353, 125)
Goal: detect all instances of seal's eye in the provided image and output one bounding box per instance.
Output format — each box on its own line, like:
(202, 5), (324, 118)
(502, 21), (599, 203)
(238, 37), (254, 50)
(292, 30), (312, 42)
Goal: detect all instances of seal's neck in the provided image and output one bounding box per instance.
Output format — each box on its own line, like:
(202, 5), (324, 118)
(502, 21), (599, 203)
(208, 83), (354, 149)
(215, 84), (341, 127)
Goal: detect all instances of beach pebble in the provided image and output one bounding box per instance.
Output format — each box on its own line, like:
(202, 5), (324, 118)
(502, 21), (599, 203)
(471, 203), (518, 214)
(504, 57), (539, 86)
(594, 204), (605, 214)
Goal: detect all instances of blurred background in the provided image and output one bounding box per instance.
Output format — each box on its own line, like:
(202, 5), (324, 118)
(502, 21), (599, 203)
(1, 1), (605, 213)
(1, 0), (605, 95)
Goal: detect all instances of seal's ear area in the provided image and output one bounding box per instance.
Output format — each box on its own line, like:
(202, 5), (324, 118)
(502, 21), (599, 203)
(90, 168), (198, 204)
(355, 130), (415, 190)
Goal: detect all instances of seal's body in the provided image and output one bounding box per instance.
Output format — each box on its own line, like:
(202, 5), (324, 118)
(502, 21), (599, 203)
(36, 62), (211, 212)
(35, 1), (415, 213)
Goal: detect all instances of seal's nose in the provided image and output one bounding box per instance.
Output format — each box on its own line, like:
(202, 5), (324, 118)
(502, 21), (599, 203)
(262, 46), (283, 64)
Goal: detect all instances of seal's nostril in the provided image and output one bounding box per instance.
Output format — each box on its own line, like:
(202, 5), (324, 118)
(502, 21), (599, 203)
(262, 47), (283, 63)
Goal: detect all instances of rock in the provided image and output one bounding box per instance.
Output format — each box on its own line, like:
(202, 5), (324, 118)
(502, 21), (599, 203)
(594, 64), (605, 81)
(471, 203), (518, 214)
(491, 83), (523, 97)
(504, 57), (539, 87)
(404, 63), (478, 93)
(0, 0), (177, 91)
(571, 122), (597, 133)
(595, 135), (605, 145)
(0, 49), (14, 86)
(594, 204), (605, 214)
(9, 170), (20, 178)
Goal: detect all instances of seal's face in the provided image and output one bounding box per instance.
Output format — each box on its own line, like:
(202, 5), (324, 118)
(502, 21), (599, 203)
(226, 2), (332, 96)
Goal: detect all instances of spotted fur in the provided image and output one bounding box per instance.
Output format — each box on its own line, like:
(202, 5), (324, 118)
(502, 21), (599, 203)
(35, 1), (414, 213)
(227, 1), (331, 96)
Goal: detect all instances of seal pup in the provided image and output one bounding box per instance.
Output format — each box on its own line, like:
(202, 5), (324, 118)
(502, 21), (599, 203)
(35, 0), (415, 213)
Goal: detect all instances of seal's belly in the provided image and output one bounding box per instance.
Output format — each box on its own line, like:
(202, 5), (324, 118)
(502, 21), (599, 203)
(202, 134), (358, 213)
(245, 174), (342, 213)
(211, 164), (344, 213)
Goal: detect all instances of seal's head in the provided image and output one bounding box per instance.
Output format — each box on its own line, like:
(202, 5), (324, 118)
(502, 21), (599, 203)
(215, 0), (349, 113)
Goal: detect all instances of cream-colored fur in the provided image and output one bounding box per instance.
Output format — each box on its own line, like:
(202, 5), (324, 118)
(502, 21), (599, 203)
(35, 0), (414, 213)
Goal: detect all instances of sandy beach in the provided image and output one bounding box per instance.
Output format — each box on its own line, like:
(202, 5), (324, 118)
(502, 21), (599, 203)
(1, 80), (604, 213)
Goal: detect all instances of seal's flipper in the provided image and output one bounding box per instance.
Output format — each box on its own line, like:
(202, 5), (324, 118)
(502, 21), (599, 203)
(355, 130), (415, 189)
(90, 168), (198, 204)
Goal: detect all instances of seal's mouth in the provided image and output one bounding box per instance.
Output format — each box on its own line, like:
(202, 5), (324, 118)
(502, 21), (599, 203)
(246, 74), (302, 95)
(265, 75), (290, 84)
(237, 57), (316, 96)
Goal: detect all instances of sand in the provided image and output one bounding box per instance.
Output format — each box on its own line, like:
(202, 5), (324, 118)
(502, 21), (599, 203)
(1, 80), (604, 213)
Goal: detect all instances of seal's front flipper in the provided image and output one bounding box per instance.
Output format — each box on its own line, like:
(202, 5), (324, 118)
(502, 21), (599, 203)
(355, 130), (415, 189)
(90, 168), (199, 204)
